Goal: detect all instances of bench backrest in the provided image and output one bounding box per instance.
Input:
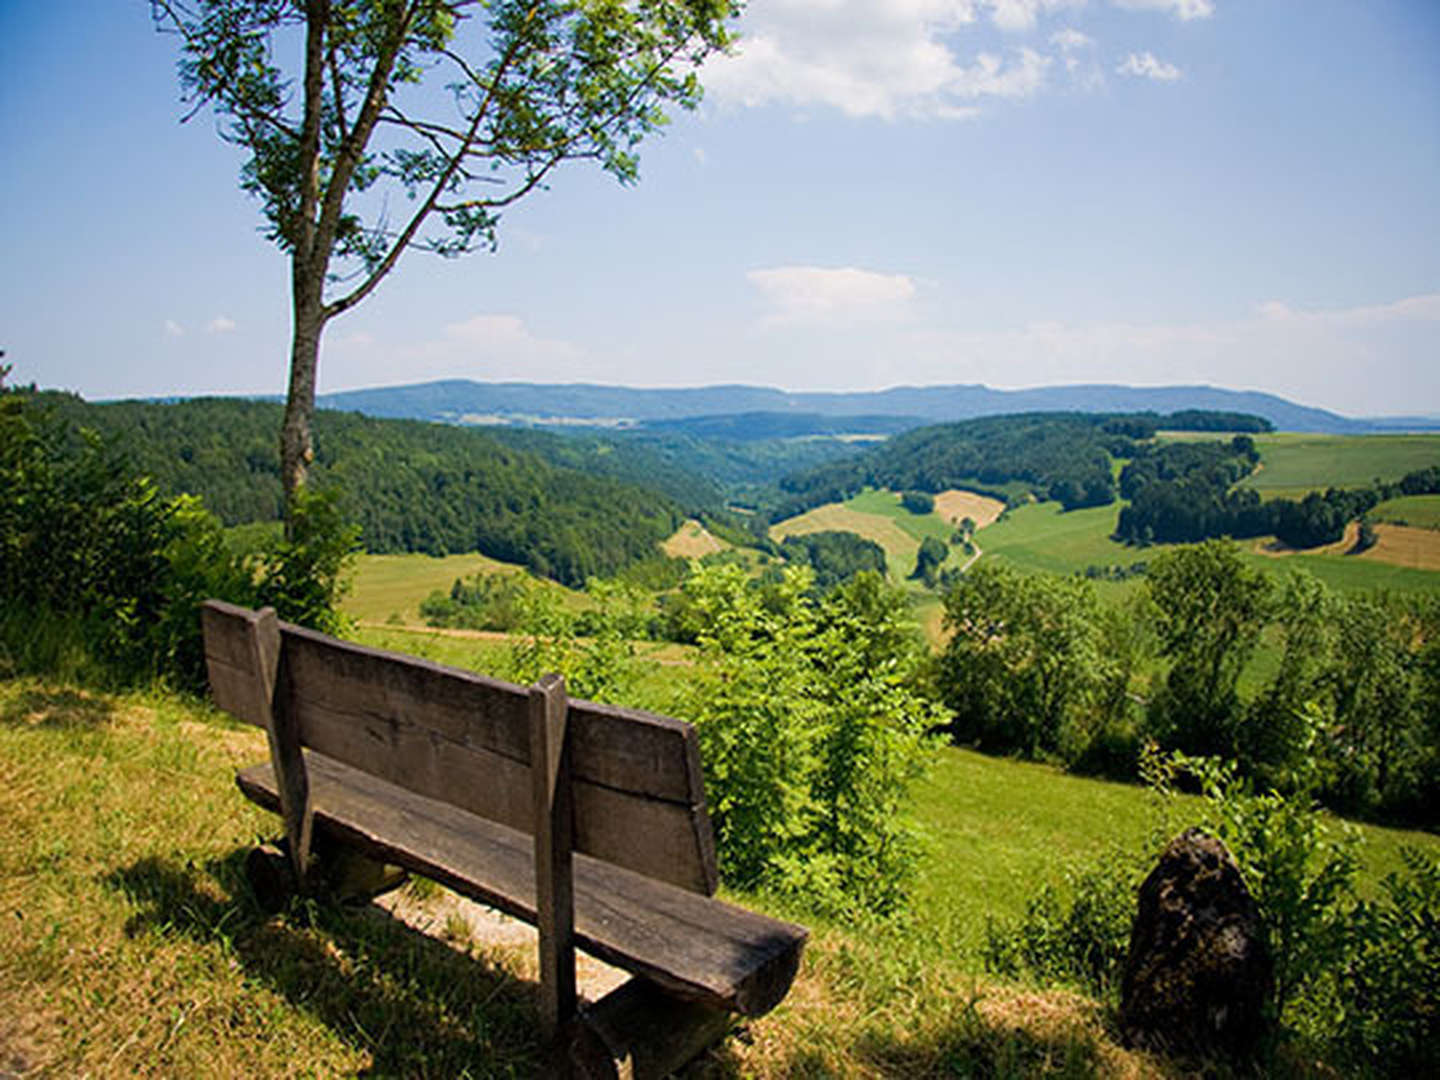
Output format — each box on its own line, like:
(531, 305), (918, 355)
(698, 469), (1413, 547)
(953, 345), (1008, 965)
(201, 599), (718, 895)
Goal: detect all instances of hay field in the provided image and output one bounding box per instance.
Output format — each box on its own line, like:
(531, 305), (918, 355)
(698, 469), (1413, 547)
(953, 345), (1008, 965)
(662, 519), (729, 559)
(769, 500), (923, 583)
(933, 489), (1006, 529)
(1364, 523), (1440, 571)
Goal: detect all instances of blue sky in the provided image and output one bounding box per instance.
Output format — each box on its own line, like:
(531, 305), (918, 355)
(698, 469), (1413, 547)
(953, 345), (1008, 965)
(2, 0), (1437, 416)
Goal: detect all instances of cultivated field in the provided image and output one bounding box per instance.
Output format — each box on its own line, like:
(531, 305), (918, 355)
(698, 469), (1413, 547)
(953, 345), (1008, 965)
(1230, 432), (1440, 498)
(662, 518), (729, 559)
(1373, 493), (1440, 529)
(342, 551), (527, 624)
(932, 489), (1007, 529)
(1363, 523), (1440, 572)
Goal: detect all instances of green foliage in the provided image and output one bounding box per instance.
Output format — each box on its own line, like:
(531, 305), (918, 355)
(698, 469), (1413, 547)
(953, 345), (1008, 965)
(1333, 847), (1440, 1075)
(41, 394), (683, 587)
(680, 565), (938, 914)
(252, 488), (360, 636)
(507, 579), (647, 704)
(778, 530), (887, 591)
(901, 490), (935, 515)
(937, 562), (1107, 758)
(1145, 540), (1271, 759)
(982, 852), (1140, 1000)
(910, 535), (948, 587)
(777, 411), (1133, 519)
(0, 386), (356, 689)
(420, 570), (533, 632)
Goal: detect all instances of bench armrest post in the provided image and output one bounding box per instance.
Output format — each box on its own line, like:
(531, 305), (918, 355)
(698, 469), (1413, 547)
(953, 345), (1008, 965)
(530, 673), (576, 1039)
(249, 606), (313, 889)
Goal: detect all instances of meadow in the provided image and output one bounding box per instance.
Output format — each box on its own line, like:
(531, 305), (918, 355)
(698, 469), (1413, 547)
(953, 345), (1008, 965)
(1225, 432), (1440, 499)
(3, 672), (1434, 1077)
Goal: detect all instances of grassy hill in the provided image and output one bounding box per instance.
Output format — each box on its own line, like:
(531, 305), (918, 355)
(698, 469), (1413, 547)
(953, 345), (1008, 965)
(4, 674), (1434, 1076)
(1223, 433), (1440, 499)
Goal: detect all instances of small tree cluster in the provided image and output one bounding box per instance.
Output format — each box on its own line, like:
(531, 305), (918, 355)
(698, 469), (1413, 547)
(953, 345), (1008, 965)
(679, 564), (939, 915)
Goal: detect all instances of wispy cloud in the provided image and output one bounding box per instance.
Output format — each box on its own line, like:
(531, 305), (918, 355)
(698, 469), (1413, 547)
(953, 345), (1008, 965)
(206, 315), (237, 334)
(748, 266), (918, 326)
(164, 319), (184, 338)
(1116, 51), (1182, 80)
(1111, 0), (1214, 19)
(704, 0), (1207, 119)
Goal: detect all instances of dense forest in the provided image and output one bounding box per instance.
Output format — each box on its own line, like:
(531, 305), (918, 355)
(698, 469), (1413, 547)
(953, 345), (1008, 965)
(773, 411), (1269, 521)
(33, 393), (684, 585)
(1116, 439), (1440, 548)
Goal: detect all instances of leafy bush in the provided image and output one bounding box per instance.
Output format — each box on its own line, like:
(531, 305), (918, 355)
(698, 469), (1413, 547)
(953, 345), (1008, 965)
(982, 852), (1140, 999)
(680, 565), (938, 914)
(0, 379), (356, 689)
(900, 490), (934, 515)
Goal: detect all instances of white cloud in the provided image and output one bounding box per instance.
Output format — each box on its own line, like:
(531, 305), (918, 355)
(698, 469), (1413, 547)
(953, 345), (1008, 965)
(704, 1), (1055, 119)
(1116, 51), (1182, 80)
(749, 266), (918, 326)
(986, 0), (1087, 32)
(164, 319), (184, 338)
(206, 316), (237, 334)
(1111, 0), (1214, 19)
(1050, 28), (1094, 50)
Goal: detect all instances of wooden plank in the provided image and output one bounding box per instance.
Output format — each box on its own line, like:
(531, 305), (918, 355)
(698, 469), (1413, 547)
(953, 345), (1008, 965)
(243, 607), (313, 888)
(279, 626), (698, 802)
(235, 755), (807, 1015)
(530, 673), (576, 1039)
(290, 694), (713, 893)
(571, 977), (732, 1080)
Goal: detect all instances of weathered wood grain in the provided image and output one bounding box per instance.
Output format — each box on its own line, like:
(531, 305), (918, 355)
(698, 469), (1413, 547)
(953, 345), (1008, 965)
(571, 977), (732, 1080)
(531, 673), (576, 1038)
(235, 755), (807, 1016)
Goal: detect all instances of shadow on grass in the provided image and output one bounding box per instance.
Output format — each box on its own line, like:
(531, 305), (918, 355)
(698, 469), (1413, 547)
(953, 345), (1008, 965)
(106, 850), (544, 1077)
(0, 686), (116, 730)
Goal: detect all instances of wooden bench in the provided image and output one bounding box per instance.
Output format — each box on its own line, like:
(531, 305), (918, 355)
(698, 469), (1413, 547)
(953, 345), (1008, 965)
(200, 600), (807, 1077)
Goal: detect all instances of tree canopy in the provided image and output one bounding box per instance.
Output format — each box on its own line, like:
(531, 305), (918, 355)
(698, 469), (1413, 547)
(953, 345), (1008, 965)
(153, 0), (738, 504)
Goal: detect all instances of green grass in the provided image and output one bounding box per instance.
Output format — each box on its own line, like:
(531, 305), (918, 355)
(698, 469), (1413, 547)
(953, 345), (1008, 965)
(1228, 433), (1440, 499)
(978, 501), (1136, 578)
(342, 551), (585, 625)
(911, 746), (1440, 956)
(4, 674), (1436, 1076)
(1372, 494), (1440, 529)
(1238, 548), (1440, 594)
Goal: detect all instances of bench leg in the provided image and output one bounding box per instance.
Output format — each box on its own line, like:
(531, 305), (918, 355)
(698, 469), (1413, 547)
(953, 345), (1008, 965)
(244, 838), (407, 914)
(569, 978), (733, 1080)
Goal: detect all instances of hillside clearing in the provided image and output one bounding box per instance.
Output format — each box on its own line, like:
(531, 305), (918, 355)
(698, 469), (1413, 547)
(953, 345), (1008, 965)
(1373, 493), (1440, 529)
(933, 489), (1006, 529)
(1228, 432), (1440, 499)
(1364, 522), (1440, 571)
(663, 518), (729, 559)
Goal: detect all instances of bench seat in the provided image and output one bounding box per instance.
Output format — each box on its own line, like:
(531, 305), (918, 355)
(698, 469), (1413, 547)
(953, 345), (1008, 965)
(237, 751), (806, 1017)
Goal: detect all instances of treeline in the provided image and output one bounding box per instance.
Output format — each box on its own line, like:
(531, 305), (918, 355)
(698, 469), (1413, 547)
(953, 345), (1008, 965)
(0, 376), (354, 690)
(1116, 438), (1440, 548)
(34, 393), (685, 586)
(772, 410), (1272, 522)
(936, 542), (1440, 826)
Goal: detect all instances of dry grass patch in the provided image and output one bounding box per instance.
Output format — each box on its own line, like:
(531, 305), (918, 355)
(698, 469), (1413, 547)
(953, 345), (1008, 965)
(1361, 522), (1440, 571)
(664, 518), (729, 559)
(933, 489), (1006, 530)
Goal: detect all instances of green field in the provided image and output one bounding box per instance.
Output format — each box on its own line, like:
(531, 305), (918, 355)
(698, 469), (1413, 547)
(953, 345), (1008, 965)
(771, 488), (972, 586)
(1373, 493), (1440, 529)
(1229, 432), (1440, 498)
(342, 552), (586, 625)
(4, 676), (1435, 1075)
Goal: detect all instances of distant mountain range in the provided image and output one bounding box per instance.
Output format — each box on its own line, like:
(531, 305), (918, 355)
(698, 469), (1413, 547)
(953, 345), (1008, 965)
(316, 380), (1440, 435)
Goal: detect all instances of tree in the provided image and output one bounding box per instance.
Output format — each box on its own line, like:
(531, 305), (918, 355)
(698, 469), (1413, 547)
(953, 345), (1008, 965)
(937, 561), (1103, 757)
(1145, 540), (1271, 758)
(153, 0), (737, 510)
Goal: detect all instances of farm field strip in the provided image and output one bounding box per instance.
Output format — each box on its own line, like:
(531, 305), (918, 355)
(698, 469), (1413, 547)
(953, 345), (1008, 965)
(1373, 493), (1440, 529)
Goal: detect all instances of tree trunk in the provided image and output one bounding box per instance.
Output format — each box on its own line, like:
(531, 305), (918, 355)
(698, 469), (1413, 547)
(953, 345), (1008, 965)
(280, 293), (326, 520)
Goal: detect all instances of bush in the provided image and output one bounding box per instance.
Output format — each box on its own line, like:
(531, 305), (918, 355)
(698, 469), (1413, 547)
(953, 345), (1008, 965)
(900, 490), (934, 515)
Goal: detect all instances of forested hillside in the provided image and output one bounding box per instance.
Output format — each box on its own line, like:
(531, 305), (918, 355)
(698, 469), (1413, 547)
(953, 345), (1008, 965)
(37, 394), (683, 586)
(774, 412), (1169, 519)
